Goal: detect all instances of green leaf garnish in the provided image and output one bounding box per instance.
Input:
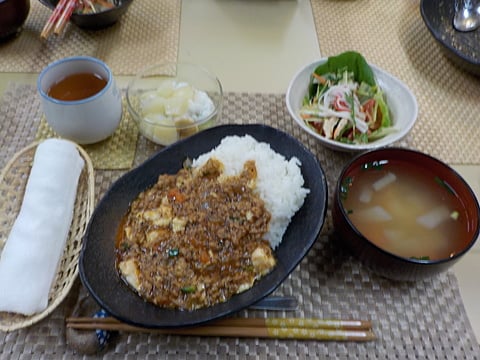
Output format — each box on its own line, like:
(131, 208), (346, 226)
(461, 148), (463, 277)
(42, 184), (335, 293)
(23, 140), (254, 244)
(181, 285), (196, 293)
(313, 51), (376, 86)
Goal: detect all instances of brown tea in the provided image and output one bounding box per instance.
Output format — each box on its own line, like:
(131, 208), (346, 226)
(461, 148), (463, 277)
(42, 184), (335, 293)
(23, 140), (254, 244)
(47, 72), (107, 101)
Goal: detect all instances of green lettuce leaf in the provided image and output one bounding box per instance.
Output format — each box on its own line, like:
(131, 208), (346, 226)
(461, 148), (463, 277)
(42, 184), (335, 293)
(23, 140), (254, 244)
(313, 51), (376, 86)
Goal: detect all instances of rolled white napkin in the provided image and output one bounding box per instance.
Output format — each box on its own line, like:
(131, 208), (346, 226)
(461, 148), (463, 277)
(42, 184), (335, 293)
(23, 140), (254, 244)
(0, 139), (84, 315)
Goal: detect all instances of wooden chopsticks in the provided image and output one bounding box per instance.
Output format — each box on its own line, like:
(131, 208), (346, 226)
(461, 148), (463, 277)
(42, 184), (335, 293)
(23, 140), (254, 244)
(66, 316), (376, 342)
(41, 0), (78, 39)
(40, 0), (117, 39)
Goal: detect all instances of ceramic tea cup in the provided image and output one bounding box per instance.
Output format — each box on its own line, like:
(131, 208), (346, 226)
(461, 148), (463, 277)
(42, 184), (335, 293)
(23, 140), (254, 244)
(38, 56), (122, 145)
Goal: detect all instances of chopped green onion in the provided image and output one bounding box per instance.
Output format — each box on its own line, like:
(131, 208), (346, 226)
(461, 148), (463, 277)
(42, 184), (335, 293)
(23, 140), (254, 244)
(361, 160), (388, 171)
(181, 285), (196, 293)
(434, 176), (456, 196)
(168, 248), (179, 257)
(450, 211), (460, 220)
(340, 176), (354, 200)
(355, 132), (368, 144)
(410, 256), (430, 261)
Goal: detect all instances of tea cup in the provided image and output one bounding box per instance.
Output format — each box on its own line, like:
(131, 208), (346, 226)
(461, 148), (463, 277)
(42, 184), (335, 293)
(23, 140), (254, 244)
(37, 56), (122, 145)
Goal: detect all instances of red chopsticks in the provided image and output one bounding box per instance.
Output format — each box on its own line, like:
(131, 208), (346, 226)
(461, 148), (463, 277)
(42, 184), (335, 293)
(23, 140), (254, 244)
(41, 0), (79, 39)
(40, 0), (119, 39)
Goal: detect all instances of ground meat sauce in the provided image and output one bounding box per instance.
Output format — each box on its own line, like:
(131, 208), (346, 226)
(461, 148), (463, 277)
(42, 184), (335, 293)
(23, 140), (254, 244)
(116, 158), (276, 310)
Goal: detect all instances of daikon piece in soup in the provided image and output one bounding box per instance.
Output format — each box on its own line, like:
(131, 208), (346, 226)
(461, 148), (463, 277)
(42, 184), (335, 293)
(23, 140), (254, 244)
(340, 159), (471, 261)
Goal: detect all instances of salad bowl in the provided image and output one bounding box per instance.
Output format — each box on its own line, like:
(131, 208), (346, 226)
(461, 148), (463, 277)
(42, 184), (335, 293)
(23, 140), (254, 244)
(286, 54), (418, 152)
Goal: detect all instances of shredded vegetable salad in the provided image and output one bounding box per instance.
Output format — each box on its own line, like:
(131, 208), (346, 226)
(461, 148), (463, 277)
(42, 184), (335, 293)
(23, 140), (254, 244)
(300, 53), (394, 144)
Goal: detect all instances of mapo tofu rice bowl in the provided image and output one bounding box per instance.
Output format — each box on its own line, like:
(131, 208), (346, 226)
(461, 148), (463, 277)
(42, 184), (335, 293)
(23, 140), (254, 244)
(115, 135), (310, 310)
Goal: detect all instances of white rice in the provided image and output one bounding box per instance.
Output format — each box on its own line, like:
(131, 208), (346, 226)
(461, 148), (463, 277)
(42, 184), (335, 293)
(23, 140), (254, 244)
(192, 135), (310, 249)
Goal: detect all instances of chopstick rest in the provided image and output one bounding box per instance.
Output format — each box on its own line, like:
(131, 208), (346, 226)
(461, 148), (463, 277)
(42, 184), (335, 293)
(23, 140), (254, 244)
(0, 139), (84, 315)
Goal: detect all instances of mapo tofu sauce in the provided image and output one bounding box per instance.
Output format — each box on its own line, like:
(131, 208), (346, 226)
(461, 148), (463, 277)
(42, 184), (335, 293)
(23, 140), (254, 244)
(116, 158), (276, 310)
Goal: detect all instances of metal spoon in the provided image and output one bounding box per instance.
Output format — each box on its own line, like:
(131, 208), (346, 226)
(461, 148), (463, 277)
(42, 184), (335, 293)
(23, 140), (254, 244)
(453, 0), (480, 32)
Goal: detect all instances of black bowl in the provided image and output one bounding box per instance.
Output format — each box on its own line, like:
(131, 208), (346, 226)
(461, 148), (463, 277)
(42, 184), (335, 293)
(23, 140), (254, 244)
(38, 0), (133, 30)
(0, 0), (30, 41)
(332, 147), (480, 281)
(79, 124), (327, 328)
(420, 0), (480, 75)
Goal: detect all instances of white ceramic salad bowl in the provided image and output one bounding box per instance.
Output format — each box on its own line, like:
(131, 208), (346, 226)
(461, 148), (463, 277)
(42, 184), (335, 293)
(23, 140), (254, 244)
(286, 57), (418, 152)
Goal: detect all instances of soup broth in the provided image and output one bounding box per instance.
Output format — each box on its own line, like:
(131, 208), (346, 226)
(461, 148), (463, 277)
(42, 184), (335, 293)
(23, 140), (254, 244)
(47, 72), (107, 101)
(341, 160), (470, 260)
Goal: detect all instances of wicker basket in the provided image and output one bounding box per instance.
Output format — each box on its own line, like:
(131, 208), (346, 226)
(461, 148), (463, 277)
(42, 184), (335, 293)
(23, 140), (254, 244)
(0, 141), (95, 332)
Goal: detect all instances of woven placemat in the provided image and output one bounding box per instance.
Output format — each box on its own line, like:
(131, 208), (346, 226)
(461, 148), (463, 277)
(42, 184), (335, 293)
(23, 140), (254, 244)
(0, 0), (181, 75)
(2, 83), (138, 170)
(309, 0), (480, 165)
(0, 92), (479, 359)
(34, 101), (139, 170)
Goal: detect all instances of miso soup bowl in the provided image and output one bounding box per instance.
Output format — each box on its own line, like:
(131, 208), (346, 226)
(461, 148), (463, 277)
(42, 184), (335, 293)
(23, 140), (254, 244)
(332, 148), (480, 281)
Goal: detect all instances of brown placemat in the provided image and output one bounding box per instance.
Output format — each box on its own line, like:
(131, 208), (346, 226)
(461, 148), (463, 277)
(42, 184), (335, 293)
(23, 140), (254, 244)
(1, 92), (479, 359)
(2, 83), (138, 170)
(309, 0), (480, 165)
(0, 0), (181, 75)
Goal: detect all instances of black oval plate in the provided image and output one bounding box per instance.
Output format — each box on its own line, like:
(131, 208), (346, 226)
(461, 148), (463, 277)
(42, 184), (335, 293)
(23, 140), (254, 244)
(420, 0), (480, 75)
(79, 124), (327, 328)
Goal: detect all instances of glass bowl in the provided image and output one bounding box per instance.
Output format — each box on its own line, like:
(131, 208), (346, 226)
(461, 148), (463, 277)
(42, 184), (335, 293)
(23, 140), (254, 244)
(126, 62), (223, 146)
